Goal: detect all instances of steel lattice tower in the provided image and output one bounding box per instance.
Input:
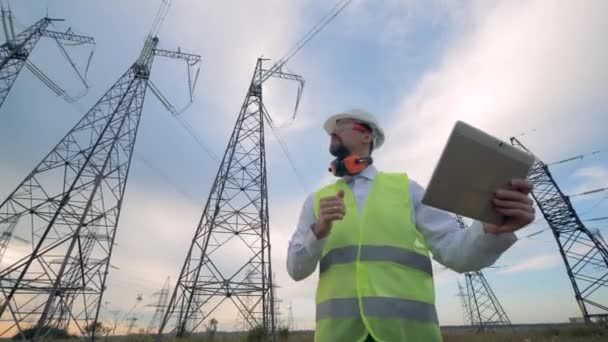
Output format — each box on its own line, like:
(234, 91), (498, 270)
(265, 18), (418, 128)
(0, 25), (200, 341)
(0, 14), (94, 108)
(158, 58), (303, 339)
(147, 277), (171, 334)
(511, 138), (608, 323)
(286, 301), (294, 331)
(463, 272), (512, 331)
(126, 317), (138, 335)
(0, 11), (94, 268)
(454, 216), (512, 331)
(0, 216), (19, 264)
(456, 279), (472, 325)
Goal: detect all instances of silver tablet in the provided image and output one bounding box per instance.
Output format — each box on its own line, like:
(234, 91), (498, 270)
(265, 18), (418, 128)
(421, 121), (534, 225)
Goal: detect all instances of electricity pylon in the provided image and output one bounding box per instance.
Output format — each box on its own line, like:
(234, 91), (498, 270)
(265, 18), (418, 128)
(511, 137), (608, 323)
(287, 301), (294, 331)
(0, 216), (21, 265)
(0, 5), (94, 108)
(157, 58), (302, 340)
(126, 317), (138, 335)
(463, 271), (512, 331)
(456, 279), (472, 325)
(0, 1), (200, 340)
(147, 277), (171, 334)
(454, 216), (512, 331)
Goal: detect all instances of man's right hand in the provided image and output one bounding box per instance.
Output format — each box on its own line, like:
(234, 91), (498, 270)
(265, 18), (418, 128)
(313, 189), (345, 239)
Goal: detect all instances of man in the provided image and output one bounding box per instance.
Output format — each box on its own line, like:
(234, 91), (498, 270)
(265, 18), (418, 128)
(286, 109), (535, 342)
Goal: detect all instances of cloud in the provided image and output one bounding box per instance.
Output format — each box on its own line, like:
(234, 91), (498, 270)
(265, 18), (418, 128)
(377, 0), (608, 184)
(162, 0), (309, 131)
(571, 166), (608, 195)
(497, 253), (562, 275)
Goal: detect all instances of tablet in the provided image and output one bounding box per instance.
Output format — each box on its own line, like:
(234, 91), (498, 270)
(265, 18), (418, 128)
(421, 121), (534, 225)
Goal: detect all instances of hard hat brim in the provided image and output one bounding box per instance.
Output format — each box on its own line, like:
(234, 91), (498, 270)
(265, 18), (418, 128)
(323, 113), (385, 149)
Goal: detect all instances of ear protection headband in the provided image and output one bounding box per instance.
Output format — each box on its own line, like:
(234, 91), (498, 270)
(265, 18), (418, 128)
(329, 155), (373, 177)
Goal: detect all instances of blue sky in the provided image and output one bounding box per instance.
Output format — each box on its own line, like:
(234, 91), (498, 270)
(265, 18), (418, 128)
(0, 0), (607, 333)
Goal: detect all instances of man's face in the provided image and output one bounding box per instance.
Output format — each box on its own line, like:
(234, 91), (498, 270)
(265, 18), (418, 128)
(329, 119), (372, 157)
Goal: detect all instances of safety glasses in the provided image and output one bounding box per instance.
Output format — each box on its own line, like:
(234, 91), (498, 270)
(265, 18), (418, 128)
(334, 120), (372, 133)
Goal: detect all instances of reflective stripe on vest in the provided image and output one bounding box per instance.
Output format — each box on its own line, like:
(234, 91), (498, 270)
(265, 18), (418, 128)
(316, 297), (439, 324)
(313, 172), (441, 342)
(319, 245), (433, 275)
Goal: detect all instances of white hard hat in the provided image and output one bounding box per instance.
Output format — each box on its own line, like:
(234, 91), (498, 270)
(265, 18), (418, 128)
(323, 109), (385, 150)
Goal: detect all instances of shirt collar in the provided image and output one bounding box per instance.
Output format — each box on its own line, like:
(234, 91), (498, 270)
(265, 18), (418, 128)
(343, 164), (377, 183)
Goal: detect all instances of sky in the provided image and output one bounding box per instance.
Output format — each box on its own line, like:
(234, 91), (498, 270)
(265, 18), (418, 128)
(0, 0), (607, 334)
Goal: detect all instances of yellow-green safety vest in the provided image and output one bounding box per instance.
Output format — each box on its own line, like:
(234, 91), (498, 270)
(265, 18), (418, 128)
(313, 172), (442, 342)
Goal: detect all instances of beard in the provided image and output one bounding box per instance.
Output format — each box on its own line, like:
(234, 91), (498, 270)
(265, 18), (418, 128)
(329, 136), (350, 159)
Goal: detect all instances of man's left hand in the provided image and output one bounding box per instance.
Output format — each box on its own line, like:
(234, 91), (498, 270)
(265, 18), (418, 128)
(483, 178), (535, 234)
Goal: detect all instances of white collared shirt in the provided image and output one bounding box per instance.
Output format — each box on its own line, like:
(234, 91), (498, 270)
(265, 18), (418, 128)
(286, 165), (517, 281)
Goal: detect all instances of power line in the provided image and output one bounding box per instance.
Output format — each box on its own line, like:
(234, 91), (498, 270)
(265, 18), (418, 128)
(547, 150), (601, 166)
(523, 227), (550, 239)
(579, 192), (608, 215)
(263, 104), (307, 192)
(149, 0), (172, 37)
(258, 0), (354, 125)
(134, 154), (199, 202)
(261, 0), (354, 83)
(512, 128), (536, 139)
(585, 217), (608, 223)
(569, 187), (608, 198)
(171, 114), (219, 162)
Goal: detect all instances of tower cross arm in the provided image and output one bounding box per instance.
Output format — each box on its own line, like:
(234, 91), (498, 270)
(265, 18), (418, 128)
(40, 29), (94, 44)
(262, 68), (303, 83)
(154, 48), (201, 63)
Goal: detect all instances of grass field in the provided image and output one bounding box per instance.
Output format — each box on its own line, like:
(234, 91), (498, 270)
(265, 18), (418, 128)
(40, 325), (606, 342)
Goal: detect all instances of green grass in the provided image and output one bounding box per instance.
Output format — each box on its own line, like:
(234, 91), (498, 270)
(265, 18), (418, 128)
(443, 326), (607, 342)
(44, 325), (607, 342)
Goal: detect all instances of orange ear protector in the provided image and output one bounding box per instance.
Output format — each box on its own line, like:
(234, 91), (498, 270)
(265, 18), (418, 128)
(329, 155), (373, 177)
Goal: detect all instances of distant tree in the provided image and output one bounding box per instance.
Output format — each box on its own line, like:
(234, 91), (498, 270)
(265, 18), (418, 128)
(247, 325), (267, 342)
(84, 321), (111, 337)
(12, 326), (72, 340)
(109, 310), (121, 336)
(278, 326), (290, 342)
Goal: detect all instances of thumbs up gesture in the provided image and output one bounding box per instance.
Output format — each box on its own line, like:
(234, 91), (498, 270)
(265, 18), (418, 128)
(313, 190), (346, 239)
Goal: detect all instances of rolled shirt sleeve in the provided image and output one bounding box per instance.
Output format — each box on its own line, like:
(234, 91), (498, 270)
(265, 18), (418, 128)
(287, 193), (327, 281)
(409, 179), (517, 273)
